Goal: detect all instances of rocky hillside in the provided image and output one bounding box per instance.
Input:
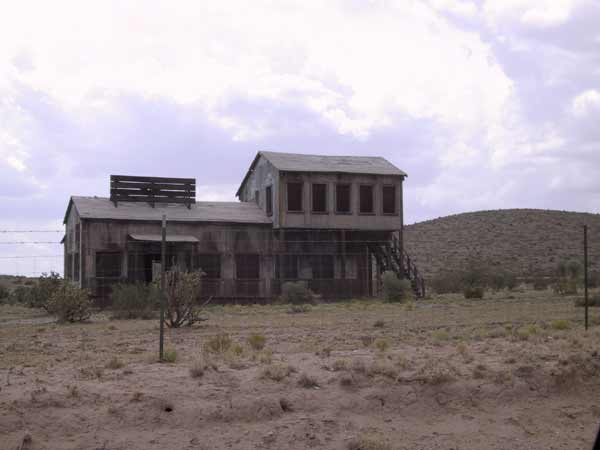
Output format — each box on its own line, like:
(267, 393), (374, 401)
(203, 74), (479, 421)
(404, 209), (600, 280)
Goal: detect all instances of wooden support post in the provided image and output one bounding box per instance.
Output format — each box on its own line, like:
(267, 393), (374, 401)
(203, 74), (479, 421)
(341, 230), (346, 279)
(159, 215), (166, 361)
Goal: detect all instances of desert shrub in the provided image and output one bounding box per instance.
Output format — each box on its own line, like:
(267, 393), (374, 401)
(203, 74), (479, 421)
(110, 283), (158, 319)
(374, 338), (389, 352)
(550, 319), (570, 330)
(280, 281), (316, 305)
(286, 304), (311, 314)
(373, 319), (385, 328)
(461, 261), (490, 289)
(489, 271), (517, 291)
(297, 372), (319, 388)
(464, 286), (484, 299)
(430, 271), (463, 294)
(7, 286), (32, 305)
(106, 356), (125, 370)
(261, 364), (295, 381)
(533, 277), (550, 291)
(48, 282), (92, 322)
(247, 334), (267, 351)
(574, 294), (600, 307)
(162, 347), (177, 363)
(204, 333), (232, 354)
(381, 271), (412, 303)
(0, 285), (9, 299)
(553, 278), (578, 295)
(160, 269), (206, 328)
(29, 272), (63, 311)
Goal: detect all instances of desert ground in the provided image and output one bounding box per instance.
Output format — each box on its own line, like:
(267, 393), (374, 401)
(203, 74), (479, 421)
(1, 289), (600, 450)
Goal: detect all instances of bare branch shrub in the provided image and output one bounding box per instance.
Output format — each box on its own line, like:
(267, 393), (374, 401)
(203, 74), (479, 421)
(160, 269), (206, 328)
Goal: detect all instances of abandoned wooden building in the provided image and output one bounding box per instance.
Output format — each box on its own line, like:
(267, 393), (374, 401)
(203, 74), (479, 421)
(63, 151), (424, 303)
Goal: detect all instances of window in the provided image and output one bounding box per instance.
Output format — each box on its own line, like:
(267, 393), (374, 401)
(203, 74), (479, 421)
(254, 190), (259, 205)
(236, 254), (260, 279)
(312, 183), (327, 213)
(287, 182), (303, 212)
(336, 184), (351, 213)
(359, 185), (374, 214)
(196, 254), (221, 278)
(280, 254), (299, 279)
(311, 255), (334, 279)
(96, 252), (121, 278)
(266, 185), (273, 216)
(382, 185), (396, 214)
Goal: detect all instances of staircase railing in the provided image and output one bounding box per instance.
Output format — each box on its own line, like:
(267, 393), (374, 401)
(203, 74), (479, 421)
(391, 235), (426, 298)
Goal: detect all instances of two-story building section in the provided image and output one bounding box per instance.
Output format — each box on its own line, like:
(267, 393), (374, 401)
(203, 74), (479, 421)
(63, 151), (424, 304)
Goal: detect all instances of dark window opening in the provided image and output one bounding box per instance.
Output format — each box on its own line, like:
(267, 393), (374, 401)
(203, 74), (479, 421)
(236, 254), (260, 279)
(266, 185), (273, 216)
(311, 254), (334, 279)
(287, 182), (303, 212)
(254, 190), (259, 205)
(336, 184), (351, 213)
(65, 255), (73, 280)
(281, 254), (299, 279)
(383, 185), (396, 214)
(312, 184), (327, 213)
(74, 253), (80, 281)
(359, 185), (374, 213)
(96, 252), (121, 278)
(196, 254), (221, 278)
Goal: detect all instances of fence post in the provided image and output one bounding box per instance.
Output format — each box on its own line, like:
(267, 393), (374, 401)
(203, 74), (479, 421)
(584, 224), (588, 331)
(159, 215), (166, 360)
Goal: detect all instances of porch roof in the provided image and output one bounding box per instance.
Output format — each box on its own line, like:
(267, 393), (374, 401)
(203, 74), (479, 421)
(128, 234), (199, 243)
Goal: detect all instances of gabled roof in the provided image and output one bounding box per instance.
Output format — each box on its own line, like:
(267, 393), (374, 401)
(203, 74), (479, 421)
(236, 151), (406, 197)
(64, 196), (271, 225)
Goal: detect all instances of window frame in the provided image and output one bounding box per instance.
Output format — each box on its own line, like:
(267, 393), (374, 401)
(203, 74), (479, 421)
(335, 183), (352, 214)
(195, 253), (221, 279)
(235, 254), (260, 280)
(95, 251), (121, 279)
(265, 185), (273, 216)
(311, 183), (328, 214)
(286, 182), (304, 213)
(359, 184), (375, 215)
(382, 184), (397, 215)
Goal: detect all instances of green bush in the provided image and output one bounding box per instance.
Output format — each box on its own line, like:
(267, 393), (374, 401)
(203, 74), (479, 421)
(382, 271), (413, 303)
(247, 334), (267, 351)
(430, 271), (463, 294)
(7, 286), (33, 305)
(29, 272), (63, 311)
(0, 284), (9, 299)
(48, 282), (92, 322)
(464, 286), (484, 299)
(574, 294), (600, 307)
(280, 281), (316, 305)
(533, 278), (550, 291)
(110, 283), (158, 319)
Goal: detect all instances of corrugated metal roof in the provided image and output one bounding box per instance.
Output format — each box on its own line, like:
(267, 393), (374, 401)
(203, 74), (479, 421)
(68, 196), (272, 224)
(260, 151), (407, 176)
(128, 234), (199, 242)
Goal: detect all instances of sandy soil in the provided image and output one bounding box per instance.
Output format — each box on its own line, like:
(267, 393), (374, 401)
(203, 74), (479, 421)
(1, 291), (600, 450)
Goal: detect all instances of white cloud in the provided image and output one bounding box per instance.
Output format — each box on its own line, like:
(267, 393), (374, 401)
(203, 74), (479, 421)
(483, 0), (582, 28)
(571, 89), (600, 117)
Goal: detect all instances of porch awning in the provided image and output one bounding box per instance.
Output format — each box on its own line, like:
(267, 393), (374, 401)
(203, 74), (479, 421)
(128, 234), (199, 243)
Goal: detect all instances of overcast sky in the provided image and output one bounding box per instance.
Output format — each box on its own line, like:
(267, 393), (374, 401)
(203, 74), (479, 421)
(1, 0), (599, 275)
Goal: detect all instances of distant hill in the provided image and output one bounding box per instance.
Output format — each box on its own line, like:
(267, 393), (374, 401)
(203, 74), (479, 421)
(404, 209), (600, 280)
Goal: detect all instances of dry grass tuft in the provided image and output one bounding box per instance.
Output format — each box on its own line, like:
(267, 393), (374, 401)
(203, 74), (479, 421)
(374, 339), (389, 352)
(204, 333), (233, 354)
(106, 356), (125, 370)
(332, 359), (349, 371)
(551, 319), (570, 330)
(297, 372), (319, 388)
(373, 319), (385, 328)
(162, 347), (177, 363)
(261, 364), (296, 382)
(247, 334), (267, 351)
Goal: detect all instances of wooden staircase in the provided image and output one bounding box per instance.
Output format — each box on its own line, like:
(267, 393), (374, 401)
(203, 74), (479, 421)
(369, 234), (426, 298)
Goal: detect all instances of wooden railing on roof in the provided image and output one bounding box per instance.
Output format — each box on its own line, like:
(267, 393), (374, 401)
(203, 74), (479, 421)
(110, 175), (196, 208)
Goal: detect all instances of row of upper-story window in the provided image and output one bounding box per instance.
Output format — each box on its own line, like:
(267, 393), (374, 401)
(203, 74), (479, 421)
(255, 182), (399, 216)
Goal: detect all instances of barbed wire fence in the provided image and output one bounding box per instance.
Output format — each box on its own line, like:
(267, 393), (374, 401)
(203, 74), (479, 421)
(0, 226), (597, 332)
